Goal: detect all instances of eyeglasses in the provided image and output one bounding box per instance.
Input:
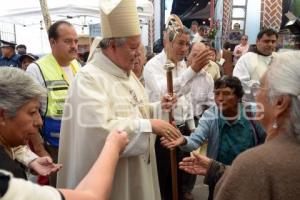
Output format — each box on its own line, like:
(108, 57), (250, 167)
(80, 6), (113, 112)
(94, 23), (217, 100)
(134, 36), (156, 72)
(241, 38), (248, 41)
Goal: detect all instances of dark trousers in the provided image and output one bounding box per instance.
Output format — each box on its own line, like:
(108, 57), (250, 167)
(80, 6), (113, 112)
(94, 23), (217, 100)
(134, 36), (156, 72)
(155, 123), (195, 200)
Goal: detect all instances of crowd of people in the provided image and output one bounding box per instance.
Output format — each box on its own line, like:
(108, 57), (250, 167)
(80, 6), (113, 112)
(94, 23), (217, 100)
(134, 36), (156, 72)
(0, 0), (300, 200)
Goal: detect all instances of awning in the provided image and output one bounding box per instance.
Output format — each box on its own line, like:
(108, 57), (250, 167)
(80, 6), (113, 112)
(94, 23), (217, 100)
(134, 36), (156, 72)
(0, 1), (153, 27)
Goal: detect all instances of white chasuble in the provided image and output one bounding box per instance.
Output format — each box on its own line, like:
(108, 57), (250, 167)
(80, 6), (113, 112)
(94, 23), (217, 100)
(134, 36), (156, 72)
(57, 50), (160, 200)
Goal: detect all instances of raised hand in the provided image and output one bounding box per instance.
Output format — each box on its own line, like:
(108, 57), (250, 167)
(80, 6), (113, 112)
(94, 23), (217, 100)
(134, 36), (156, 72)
(29, 156), (62, 176)
(190, 50), (212, 73)
(179, 152), (211, 176)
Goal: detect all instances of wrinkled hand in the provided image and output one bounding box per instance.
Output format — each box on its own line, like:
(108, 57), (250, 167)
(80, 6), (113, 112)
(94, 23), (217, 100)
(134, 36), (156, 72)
(179, 152), (211, 176)
(161, 94), (177, 112)
(190, 51), (212, 73)
(29, 157), (62, 176)
(106, 129), (129, 154)
(160, 135), (185, 149)
(150, 119), (181, 141)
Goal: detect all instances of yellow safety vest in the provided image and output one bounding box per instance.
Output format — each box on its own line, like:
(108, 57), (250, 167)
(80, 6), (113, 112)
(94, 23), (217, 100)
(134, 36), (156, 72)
(36, 54), (80, 147)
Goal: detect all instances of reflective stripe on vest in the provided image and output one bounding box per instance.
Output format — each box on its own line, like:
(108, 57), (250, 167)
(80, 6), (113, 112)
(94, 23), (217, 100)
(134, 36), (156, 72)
(37, 54), (80, 147)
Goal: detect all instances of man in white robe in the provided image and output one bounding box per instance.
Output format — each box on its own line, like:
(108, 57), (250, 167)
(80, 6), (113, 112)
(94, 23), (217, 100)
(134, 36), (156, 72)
(57, 1), (181, 200)
(233, 28), (278, 102)
(144, 15), (212, 200)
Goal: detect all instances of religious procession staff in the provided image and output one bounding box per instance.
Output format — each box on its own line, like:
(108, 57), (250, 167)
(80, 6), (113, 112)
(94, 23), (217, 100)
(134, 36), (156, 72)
(144, 14), (212, 200)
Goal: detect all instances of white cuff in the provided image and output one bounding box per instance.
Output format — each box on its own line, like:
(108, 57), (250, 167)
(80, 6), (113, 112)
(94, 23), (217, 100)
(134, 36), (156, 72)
(139, 119), (152, 133)
(120, 119), (152, 157)
(13, 146), (39, 167)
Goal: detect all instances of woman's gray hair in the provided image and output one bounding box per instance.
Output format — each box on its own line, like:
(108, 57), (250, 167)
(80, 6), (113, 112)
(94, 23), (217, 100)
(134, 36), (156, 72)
(99, 37), (128, 49)
(266, 51), (300, 139)
(0, 67), (46, 117)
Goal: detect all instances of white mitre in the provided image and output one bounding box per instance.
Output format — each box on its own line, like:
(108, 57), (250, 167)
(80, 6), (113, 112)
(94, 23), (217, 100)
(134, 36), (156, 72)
(100, 0), (141, 38)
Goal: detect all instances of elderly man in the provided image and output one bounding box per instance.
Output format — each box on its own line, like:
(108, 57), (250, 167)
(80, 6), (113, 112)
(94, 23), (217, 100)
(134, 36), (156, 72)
(178, 52), (300, 200)
(26, 20), (80, 186)
(132, 43), (147, 85)
(187, 42), (215, 123)
(57, 1), (180, 200)
(144, 15), (211, 200)
(233, 28), (278, 102)
(162, 76), (266, 200)
(0, 40), (20, 68)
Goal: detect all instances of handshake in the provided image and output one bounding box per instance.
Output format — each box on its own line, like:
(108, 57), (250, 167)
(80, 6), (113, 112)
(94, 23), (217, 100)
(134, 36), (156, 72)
(149, 93), (188, 148)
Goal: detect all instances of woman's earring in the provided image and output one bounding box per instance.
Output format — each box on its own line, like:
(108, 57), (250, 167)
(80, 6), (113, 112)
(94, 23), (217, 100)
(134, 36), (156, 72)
(272, 120), (278, 129)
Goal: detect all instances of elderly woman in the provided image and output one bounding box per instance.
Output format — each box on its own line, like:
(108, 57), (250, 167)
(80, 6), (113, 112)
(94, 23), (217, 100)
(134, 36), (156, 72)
(0, 67), (61, 179)
(179, 51), (300, 199)
(161, 75), (266, 199)
(0, 67), (130, 200)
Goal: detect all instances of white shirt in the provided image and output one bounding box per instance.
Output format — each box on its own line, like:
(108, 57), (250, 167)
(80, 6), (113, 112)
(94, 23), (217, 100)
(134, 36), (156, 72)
(233, 52), (274, 101)
(0, 170), (62, 200)
(233, 43), (249, 63)
(144, 50), (196, 129)
(192, 32), (204, 43)
(191, 70), (215, 116)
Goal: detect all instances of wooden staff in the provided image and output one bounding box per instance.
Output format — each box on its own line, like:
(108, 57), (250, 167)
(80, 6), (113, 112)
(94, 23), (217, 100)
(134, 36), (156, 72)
(164, 61), (178, 200)
(39, 0), (52, 31)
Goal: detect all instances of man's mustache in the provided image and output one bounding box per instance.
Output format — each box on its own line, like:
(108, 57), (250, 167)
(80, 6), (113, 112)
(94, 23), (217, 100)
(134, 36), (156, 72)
(69, 48), (77, 53)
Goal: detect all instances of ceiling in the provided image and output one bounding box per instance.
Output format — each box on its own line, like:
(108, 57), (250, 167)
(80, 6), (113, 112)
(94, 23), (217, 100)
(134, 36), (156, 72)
(171, 0), (211, 21)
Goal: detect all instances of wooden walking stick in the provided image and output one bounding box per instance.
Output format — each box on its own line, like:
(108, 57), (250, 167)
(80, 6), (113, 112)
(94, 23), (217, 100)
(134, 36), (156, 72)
(164, 14), (184, 200)
(164, 61), (178, 200)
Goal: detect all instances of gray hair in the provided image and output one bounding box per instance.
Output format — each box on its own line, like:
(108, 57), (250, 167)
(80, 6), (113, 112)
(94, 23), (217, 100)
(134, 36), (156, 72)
(266, 51), (300, 139)
(99, 37), (128, 49)
(0, 67), (46, 117)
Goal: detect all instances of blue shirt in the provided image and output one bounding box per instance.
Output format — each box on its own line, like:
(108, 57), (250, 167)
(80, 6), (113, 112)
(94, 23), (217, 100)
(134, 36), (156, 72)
(0, 54), (20, 68)
(181, 105), (266, 160)
(217, 106), (255, 165)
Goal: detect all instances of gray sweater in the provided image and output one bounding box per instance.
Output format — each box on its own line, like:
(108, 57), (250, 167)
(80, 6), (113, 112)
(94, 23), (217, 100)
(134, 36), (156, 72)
(214, 133), (300, 200)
